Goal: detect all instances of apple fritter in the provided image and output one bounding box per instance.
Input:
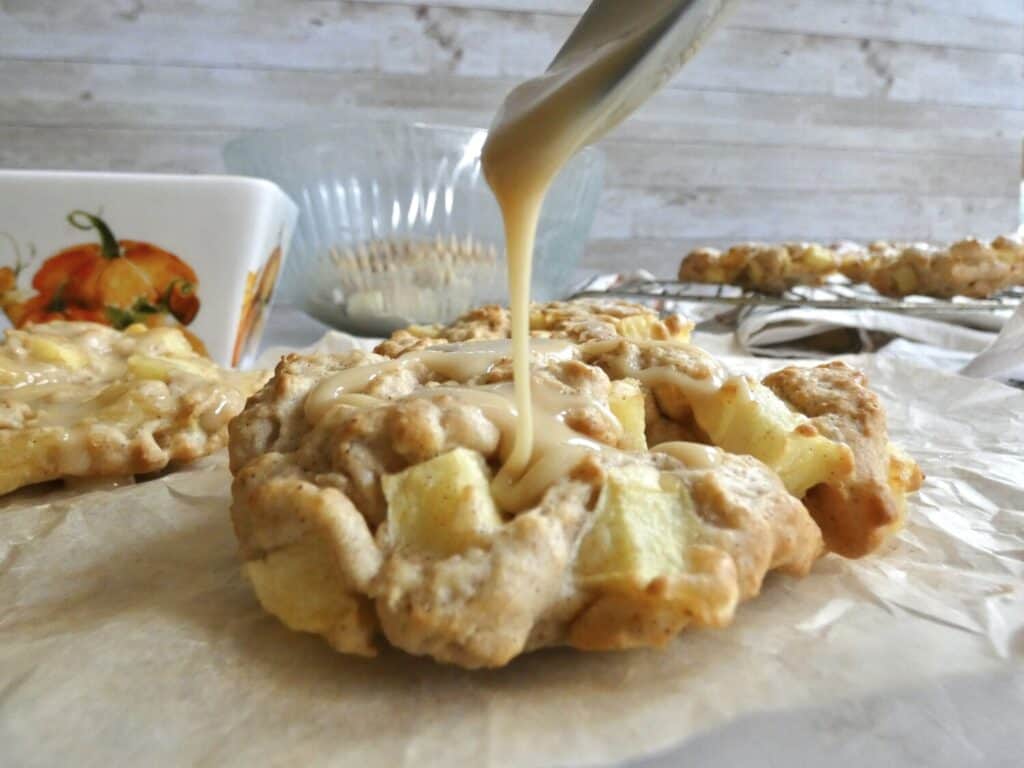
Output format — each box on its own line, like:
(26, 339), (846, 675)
(229, 301), (921, 668)
(866, 235), (1024, 299)
(0, 321), (265, 495)
(678, 242), (840, 294)
(229, 340), (823, 668)
(679, 235), (1024, 298)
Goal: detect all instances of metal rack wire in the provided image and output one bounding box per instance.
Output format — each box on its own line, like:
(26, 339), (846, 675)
(570, 277), (1024, 314)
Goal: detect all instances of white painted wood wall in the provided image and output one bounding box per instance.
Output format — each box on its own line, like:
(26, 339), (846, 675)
(2, 0), (1021, 274)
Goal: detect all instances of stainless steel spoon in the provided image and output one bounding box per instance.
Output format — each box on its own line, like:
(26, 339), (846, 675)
(486, 0), (737, 156)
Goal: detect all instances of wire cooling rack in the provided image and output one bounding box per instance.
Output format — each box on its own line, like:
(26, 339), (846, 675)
(570, 277), (1024, 314)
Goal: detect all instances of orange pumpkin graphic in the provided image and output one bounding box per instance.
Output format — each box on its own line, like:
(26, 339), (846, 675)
(5, 289), (106, 327)
(1, 211), (205, 353)
(32, 211), (200, 326)
(0, 266), (14, 296)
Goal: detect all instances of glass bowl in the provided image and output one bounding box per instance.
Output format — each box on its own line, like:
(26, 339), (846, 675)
(223, 121), (604, 336)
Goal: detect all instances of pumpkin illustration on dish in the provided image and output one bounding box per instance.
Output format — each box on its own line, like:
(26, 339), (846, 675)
(0, 211), (205, 352)
(232, 240), (282, 366)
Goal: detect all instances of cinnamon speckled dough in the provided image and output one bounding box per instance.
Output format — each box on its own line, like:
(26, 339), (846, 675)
(763, 361), (924, 558)
(374, 299), (693, 358)
(0, 321), (265, 495)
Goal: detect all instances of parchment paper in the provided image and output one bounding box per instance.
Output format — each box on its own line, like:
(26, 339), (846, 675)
(963, 303), (1024, 381)
(734, 306), (1000, 359)
(2, 355), (1023, 767)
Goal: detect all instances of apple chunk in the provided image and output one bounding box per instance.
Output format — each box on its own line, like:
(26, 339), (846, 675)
(127, 354), (212, 381)
(576, 465), (699, 588)
(382, 447), (503, 557)
(693, 376), (853, 496)
(26, 336), (87, 368)
(245, 534), (376, 656)
(608, 378), (647, 451)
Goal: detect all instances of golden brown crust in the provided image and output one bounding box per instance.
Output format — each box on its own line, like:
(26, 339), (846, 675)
(763, 361), (923, 557)
(228, 349), (398, 473)
(232, 453), (383, 656)
(577, 337), (923, 560)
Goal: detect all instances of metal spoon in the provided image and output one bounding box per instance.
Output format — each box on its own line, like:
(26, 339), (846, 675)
(486, 0), (737, 157)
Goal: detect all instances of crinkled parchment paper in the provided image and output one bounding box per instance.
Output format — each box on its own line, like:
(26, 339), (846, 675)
(1, 355), (1022, 767)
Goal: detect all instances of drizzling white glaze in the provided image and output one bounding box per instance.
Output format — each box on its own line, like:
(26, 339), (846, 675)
(478, 1), (727, 481)
(303, 331), (741, 511)
(304, 338), (576, 424)
(301, 339), (611, 512)
(479, 27), (645, 479)
(302, 5), (734, 507)
(651, 441), (721, 469)
(0, 324), (239, 432)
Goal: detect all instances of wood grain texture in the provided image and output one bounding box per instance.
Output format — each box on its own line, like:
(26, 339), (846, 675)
(2, 2), (1022, 108)
(0, 0), (1021, 278)
(4, 59), (1021, 157)
(1, 116), (1015, 201)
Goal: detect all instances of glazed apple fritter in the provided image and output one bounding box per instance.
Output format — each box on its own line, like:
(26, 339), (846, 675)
(230, 342), (824, 667)
(678, 242), (840, 294)
(0, 321), (264, 495)
(228, 302), (922, 667)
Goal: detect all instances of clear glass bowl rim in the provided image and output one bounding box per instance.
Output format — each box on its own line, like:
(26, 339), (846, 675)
(223, 119), (605, 170)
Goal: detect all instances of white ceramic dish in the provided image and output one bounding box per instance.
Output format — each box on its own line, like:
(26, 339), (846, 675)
(0, 170), (297, 367)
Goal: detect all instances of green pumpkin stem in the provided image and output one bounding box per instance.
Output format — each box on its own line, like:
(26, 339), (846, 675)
(67, 210), (120, 260)
(46, 282), (67, 313)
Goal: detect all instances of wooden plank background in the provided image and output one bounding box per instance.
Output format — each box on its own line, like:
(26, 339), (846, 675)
(1, 0), (1021, 274)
